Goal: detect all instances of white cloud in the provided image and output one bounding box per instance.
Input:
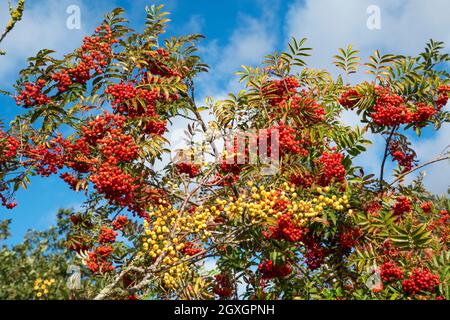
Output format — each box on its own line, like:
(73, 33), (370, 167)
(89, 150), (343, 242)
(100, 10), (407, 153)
(218, 14), (276, 73)
(181, 14), (205, 35)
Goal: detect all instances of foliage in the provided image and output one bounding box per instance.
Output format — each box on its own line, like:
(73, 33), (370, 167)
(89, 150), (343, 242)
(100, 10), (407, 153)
(0, 209), (97, 299)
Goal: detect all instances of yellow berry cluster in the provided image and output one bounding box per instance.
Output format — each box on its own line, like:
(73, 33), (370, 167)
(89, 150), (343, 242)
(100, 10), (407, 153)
(216, 182), (352, 226)
(162, 263), (190, 289)
(34, 278), (55, 299)
(140, 200), (219, 289)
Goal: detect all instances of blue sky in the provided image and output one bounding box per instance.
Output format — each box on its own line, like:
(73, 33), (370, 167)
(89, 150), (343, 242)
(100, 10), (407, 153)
(1, 0), (449, 245)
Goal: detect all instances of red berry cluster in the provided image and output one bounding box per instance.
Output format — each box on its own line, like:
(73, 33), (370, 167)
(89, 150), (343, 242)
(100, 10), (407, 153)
(213, 170), (241, 187)
(15, 79), (51, 108)
(388, 140), (416, 172)
(0, 193), (17, 209)
(27, 140), (65, 177)
(90, 163), (138, 208)
(144, 119), (167, 135)
(289, 170), (314, 188)
(60, 172), (79, 190)
(214, 139), (244, 186)
(402, 268), (440, 295)
(180, 242), (203, 256)
(272, 123), (308, 157)
(62, 139), (92, 173)
(263, 214), (303, 242)
(365, 200), (382, 215)
(112, 215), (128, 230)
(105, 83), (161, 118)
(51, 70), (72, 92)
(341, 86), (443, 128)
(390, 150), (414, 172)
(106, 82), (137, 106)
(267, 191), (290, 212)
(339, 89), (360, 109)
(392, 196), (412, 218)
(86, 246), (114, 273)
(337, 226), (362, 252)
(48, 112), (146, 213)
(303, 235), (328, 270)
(370, 88), (411, 126)
(439, 210), (449, 243)
(266, 78), (327, 124)
(81, 112), (125, 144)
(15, 25), (117, 108)
(175, 162), (200, 178)
(428, 210), (449, 244)
(380, 261), (404, 282)
(412, 103), (437, 126)
(258, 260), (292, 279)
(96, 245), (114, 258)
(317, 150), (346, 186)
(138, 87), (166, 107)
(98, 226), (118, 244)
(97, 129), (138, 164)
(84, 217), (129, 274)
(68, 62), (92, 84)
(436, 85), (450, 109)
(267, 77), (300, 106)
(420, 202), (433, 214)
(0, 130), (19, 164)
(213, 274), (234, 298)
(69, 25), (118, 84)
(79, 224), (117, 274)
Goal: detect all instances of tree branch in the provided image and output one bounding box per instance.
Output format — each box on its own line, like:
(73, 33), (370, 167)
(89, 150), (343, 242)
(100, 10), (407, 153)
(389, 154), (450, 187)
(379, 126), (397, 193)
